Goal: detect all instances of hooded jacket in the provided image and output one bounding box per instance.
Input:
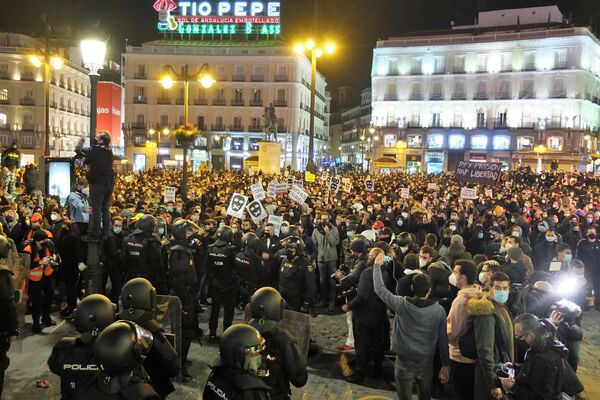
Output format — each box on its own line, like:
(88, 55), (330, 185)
(447, 285), (482, 364)
(440, 236), (472, 267)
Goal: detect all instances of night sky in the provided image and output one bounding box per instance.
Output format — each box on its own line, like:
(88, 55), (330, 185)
(1, 0), (599, 95)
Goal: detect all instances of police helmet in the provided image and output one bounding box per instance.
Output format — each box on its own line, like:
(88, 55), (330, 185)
(171, 219), (200, 241)
(248, 287), (285, 333)
(216, 225), (233, 242)
(241, 232), (260, 252)
(136, 214), (157, 234)
(282, 235), (305, 255)
(96, 131), (111, 146)
(73, 294), (115, 337)
(118, 278), (156, 322)
(219, 324), (268, 377)
(280, 224), (300, 239)
(94, 320), (153, 376)
(0, 235), (11, 258)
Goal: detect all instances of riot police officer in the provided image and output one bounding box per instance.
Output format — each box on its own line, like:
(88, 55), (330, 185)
(122, 215), (167, 294)
(82, 320), (159, 399)
(168, 219), (201, 381)
(235, 232), (268, 307)
(203, 323), (271, 400)
(248, 287), (308, 400)
(0, 236), (17, 398)
(48, 294), (115, 399)
(117, 278), (179, 399)
(270, 225), (301, 286)
(207, 225), (237, 342)
(278, 236), (316, 313)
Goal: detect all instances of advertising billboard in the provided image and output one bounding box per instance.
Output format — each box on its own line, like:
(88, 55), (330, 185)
(97, 82), (122, 146)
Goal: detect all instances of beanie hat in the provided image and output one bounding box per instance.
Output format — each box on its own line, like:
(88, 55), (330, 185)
(372, 221), (385, 230)
(31, 213), (43, 223)
(33, 230), (49, 242)
(349, 238), (367, 254)
(507, 246), (523, 260)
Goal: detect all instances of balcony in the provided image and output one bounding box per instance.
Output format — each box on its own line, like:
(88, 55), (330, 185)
(451, 93), (466, 100)
(176, 98), (185, 105)
(232, 74), (245, 82)
(211, 124), (226, 131)
(453, 67), (465, 74)
(473, 93), (488, 100)
(213, 99), (226, 106)
(550, 91), (567, 99)
(429, 93), (443, 101)
(21, 124), (35, 131)
(20, 98), (34, 106)
(553, 62), (567, 70)
(476, 121), (487, 129)
(249, 125), (263, 132)
(21, 73), (34, 81)
(193, 98), (208, 105)
(495, 92), (510, 100)
(0, 72), (9, 80)
(277, 125), (288, 133)
(134, 72), (147, 79)
(0, 98), (9, 105)
(129, 122), (148, 129)
(133, 96), (147, 104)
(409, 93), (423, 101)
(250, 99), (263, 107)
(450, 119), (463, 128)
(157, 97), (171, 105)
(274, 74), (288, 82)
(384, 93), (398, 101)
(522, 63), (535, 71)
(231, 99), (245, 106)
(410, 68), (421, 75)
(274, 99), (287, 107)
(230, 124), (244, 132)
(519, 91), (534, 99)
(493, 118), (508, 129)
(251, 75), (264, 82)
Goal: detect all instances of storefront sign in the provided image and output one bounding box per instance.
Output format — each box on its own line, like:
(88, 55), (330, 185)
(455, 161), (503, 185)
(154, 0), (281, 37)
(96, 82), (122, 146)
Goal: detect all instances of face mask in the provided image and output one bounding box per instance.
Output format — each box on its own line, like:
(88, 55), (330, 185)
(545, 236), (555, 243)
(347, 231), (354, 238)
(286, 250), (295, 259)
(449, 225), (457, 232)
(399, 246), (408, 253)
(176, 207), (182, 212)
(82, 188), (90, 196)
(51, 214), (59, 222)
(158, 228), (165, 235)
(113, 227), (122, 235)
(563, 254), (572, 262)
(477, 232), (484, 239)
(387, 207), (392, 214)
(218, 222), (225, 228)
(384, 255), (393, 264)
(493, 290), (509, 304)
(479, 272), (488, 284)
(373, 229), (380, 235)
(448, 273), (458, 287)
(589, 233), (596, 240)
(512, 231), (520, 237)
(401, 212), (409, 219)
(419, 258), (428, 268)
(588, 218), (593, 224)
(538, 225), (548, 233)
(397, 219), (403, 227)
(167, 207), (174, 212)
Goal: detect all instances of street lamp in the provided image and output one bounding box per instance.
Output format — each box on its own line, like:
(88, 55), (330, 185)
(29, 53), (63, 157)
(80, 37), (107, 146)
(149, 127), (170, 167)
(160, 64), (214, 196)
(294, 39), (336, 172)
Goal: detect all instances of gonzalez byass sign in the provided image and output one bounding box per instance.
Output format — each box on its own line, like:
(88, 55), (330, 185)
(154, 0), (281, 36)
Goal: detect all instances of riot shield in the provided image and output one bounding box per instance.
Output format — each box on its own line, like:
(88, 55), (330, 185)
(8, 252), (29, 353)
(155, 295), (183, 382)
(244, 307), (310, 363)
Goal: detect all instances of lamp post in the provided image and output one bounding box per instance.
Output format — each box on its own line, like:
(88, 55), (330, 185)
(294, 40), (335, 172)
(149, 127), (170, 167)
(80, 38), (107, 145)
(160, 64), (214, 196)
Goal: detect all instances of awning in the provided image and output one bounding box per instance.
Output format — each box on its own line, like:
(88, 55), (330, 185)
(372, 156), (401, 168)
(244, 155), (259, 167)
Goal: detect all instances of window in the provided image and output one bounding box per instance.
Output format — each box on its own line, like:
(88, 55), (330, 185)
(234, 65), (244, 79)
(276, 89), (286, 103)
(195, 137), (207, 147)
(497, 111), (507, 127)
(24, 90), (33, 100)
(434, 56), (445, 74)
(471, 135), (488, 150)
(497, 81), (510, 99)
(231, 136), (244, 150)
(517, 136), (534, 151)
(197, 116), (205, 128)
(249, 138), (261, 150)
(136, 114), (145, 123)
(22, 136), (33, 146)
(551, 79), (566, 98)
(136, 65), (146, 78)
(547, 136), (562, 151)
(385, 84), (397, 100)
(0, 113), (7, 125)
(454, 55), (465, 73)
(411, 57), (422, 74)
(477, 110), (486, 128)
(453, 82), (465, 99)
(554, 49), (567, 69)
(524, 52), (535, 70)
(493, 135), (511, 150)
(430, 83), (443, 100)
(234, 89), (243, 102)
(384, 134), (397, 147)
(0, 64), (7, 76)
(431, 113), (441, 127)
(449, 134), (465, 149)
(427, 134), (443, 149)
(252, 89), (262, 103)
(407, 134), (422, 148)
(252, 66), (263, 79)
(410, 83), (422, 100)
(452, 112), (463, 127)
(135, 86), (145, 98)
(160, 115), (168, 126)
(520, 80), (534, 98)
(233, 116), (242, 129)
(0, 89), (7, 101)
(23, 113), (33, 125)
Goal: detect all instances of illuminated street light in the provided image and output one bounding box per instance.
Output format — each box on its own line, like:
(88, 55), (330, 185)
(80, 37), (107, 148)
(50, 56), (63, 69)
(162, 128), (170, 135)
(29, 55), (42, 68)
(305, 39), (315, 50)
(148, 128), (156, 135)
(160, 75), (175, 89)
(325, 43), (336, 54)
(199, 74), (215, 89)
(315, 48), (323, 58)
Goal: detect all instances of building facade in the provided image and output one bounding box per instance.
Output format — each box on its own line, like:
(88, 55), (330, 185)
(0, 33), (91, 163)
(369, 6), (600, 173)
(122, 40), (330, 171)
(338, 88), (372, 167)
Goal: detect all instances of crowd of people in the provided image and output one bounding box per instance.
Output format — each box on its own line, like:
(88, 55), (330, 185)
(0, 133), (596, 399)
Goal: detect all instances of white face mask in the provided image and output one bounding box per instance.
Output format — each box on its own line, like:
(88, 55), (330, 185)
(419, 258), (428, 268)
(399, 246), (409, 253)
(82, 188), (90, 196)
(479, 272), (488, 285)
(448, 273), (458, 287)
(50, 214), (60, 222)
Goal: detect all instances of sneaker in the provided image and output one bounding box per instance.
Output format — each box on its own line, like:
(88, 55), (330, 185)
(335, 344), (354, 352)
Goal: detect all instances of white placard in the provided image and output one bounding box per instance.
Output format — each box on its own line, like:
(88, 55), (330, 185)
(248, 167), (255, 176)
(163, 186), (177, 203)
(365, 179), (375, 192)
(427, 183), (437, 191)
(287, 177), (294, 189)
(329, 176), (341, 194)
(400, 187), (410, 199)
(343, 182), (352, 193)
(484, 189), (493, 198)
(293, 179), (304, 188)
(246, 200), (268, 224)
(321, 171), (329, 182)
(226, 193), (249, 219)
(267, 215), (283, 236)
(251, 183), (266, 201)
(460, 187), (478, 199)
(289, 185), (309, 204)
(276, 183), (289, 193)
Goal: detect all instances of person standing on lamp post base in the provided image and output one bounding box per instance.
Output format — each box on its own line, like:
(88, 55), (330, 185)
(75, 131), (115, 240)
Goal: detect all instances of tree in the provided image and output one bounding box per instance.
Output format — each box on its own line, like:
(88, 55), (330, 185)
(173, 124), (201, 197)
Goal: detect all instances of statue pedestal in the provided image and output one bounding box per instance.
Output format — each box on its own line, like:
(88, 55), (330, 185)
(258, 141), (282, 175)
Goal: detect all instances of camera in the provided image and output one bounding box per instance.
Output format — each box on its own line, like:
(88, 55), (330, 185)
(495, 363), (514, 378)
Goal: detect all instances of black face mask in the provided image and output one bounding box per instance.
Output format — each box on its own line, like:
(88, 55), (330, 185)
(5, 216), (13, 222)
(286, 250), (296, 259)
(589, 233), (597, 240)
(33, 225), (40, 231)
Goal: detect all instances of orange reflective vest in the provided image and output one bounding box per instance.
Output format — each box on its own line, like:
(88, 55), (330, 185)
(23, 245), (54, 281)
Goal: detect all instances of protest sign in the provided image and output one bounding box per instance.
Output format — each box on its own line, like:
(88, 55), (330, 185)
(246, 200), (268, 224)
(267, 215), (283, 236)
(460, 187), (478, 199)
(289, 185), (309, 204)
(226, 193), (248, 219)
(163, 187), (176, 203)
(251, 183), (266, 201)
(455, 161), (503, 185)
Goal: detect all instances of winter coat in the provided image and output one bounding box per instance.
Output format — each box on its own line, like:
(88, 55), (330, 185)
(427, 263), (453, 313)
(311, 224), (340, 262)
(447, 286), (483, 364)
(440, 244), (472, 267)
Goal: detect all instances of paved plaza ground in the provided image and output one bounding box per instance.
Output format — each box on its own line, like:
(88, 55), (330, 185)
(4, 305), (600, 399)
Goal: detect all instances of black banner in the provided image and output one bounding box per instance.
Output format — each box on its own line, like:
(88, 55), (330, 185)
(455, 161), (503, 184)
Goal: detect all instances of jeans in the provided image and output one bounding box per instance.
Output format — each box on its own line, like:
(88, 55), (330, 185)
(450, 360), (475, 400)
(29, 276), (53, 326)
(394, 356), (433, 400)
(89, 183), (113, 236)
(317, 260), (337, 304)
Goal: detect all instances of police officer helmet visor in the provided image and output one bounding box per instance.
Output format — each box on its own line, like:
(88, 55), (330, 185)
(243, 338), (269, 377)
